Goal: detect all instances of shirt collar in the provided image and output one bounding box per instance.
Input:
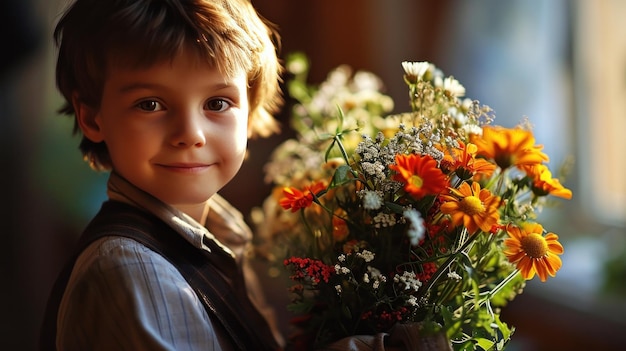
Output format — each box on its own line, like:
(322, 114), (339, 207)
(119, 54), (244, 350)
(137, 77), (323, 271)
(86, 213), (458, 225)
(106, 172), (252, 260)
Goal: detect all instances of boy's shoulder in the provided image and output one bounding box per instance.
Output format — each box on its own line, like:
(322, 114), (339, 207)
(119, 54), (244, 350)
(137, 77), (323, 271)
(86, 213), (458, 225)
(71, 235), (185, 287)
(56, 238), (217, 350)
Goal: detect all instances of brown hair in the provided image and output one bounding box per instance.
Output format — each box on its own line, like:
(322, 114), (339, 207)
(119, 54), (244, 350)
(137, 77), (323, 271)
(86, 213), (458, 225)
(54, 0), (282, 170)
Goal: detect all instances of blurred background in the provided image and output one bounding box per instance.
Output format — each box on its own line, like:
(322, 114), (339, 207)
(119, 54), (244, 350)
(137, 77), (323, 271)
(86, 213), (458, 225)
(2, 0), (624, 350)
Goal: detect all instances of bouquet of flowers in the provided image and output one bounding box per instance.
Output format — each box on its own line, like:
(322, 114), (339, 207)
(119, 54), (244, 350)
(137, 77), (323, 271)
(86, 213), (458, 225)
(252, 52), (572, 351)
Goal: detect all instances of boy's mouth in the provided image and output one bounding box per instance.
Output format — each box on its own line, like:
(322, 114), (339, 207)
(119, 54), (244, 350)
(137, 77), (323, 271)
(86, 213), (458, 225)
(157, 162), (212, 173)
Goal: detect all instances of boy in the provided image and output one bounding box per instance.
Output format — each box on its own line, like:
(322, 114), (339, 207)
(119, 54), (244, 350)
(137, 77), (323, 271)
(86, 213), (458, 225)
(40, 0), (283, 350)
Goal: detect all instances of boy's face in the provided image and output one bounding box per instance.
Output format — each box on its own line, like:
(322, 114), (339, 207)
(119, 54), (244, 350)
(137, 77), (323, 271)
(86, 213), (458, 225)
(79, 50), (249, 210)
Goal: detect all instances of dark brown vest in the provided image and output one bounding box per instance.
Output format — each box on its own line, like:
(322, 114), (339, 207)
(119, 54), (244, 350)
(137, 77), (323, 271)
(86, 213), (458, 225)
(40, 200), (281, 351)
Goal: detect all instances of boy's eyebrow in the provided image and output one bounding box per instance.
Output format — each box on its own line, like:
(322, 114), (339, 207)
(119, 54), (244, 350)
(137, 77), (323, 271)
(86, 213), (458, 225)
(117, 82), (238, 93)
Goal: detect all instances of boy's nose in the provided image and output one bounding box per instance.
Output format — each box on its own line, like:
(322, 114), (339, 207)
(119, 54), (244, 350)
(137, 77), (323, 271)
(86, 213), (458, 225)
(170, 112), (207, 147)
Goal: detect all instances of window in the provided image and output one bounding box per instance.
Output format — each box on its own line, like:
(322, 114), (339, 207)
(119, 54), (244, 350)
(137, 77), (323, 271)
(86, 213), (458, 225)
(574, 0), (626, 225)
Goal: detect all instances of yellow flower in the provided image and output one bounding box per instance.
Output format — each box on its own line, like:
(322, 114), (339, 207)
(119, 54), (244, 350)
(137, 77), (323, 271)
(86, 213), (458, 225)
(471, 126), (548, 170)
(503, 223), (563, 282)
(439, 182), (501, 234)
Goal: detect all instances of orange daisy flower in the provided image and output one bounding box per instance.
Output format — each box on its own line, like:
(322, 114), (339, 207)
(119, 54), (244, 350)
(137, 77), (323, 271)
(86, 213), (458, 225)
(521, 164), (573, 200)
(470, 126), (549, 170)
(279, 181), (326, 213)
(503, 223), (563, 282)
(389, 154), (449, 199)
(441, 142), (496, 181)
(439, 181), (501, 234)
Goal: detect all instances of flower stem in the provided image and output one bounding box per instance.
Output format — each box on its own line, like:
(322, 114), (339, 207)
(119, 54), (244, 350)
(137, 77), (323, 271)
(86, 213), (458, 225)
(474, 269), (520, 320)
(333, 135), (359, 178)
(418, 230), (480, 299)
(481, 269), (520, 300)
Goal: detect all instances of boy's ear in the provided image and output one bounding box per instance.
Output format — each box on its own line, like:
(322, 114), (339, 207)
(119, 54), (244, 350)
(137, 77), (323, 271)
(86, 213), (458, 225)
(72, 94), (104, 143)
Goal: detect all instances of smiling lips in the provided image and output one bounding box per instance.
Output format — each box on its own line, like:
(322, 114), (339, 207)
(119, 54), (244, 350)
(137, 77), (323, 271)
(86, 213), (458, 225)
(158, 163), (212, 173)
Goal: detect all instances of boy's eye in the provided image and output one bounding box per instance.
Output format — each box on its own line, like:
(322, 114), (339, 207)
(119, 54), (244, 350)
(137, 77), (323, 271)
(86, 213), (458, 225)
(137, 100), (163, 112)
(205, 98), (231, 112)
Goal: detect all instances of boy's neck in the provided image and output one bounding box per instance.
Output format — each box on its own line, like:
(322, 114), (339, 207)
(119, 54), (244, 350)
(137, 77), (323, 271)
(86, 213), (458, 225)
(175, 201), (211, 226)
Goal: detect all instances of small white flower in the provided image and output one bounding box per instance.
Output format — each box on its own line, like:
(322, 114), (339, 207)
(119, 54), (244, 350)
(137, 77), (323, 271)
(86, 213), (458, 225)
(366, 266), (385, 289)
(461, 97), (473, 112)
(463, 123), (483, 137)
(443, 76), (465, 97)
(352, 70), (384, 92)
(363, 273), (370, 283)
(393, 271), (422, 292)
(403, 209), (425, 246)
(448, 107), (467, 125)
(447, 271), (462, 281)
(402, 61), (431, 81)
(357, 250), (375, 262)
(373, 212), (397, 228)
(361, 190), (384, 210)
(367, 266), (382, 277)
(335, 264), (351, 275)
(335, 285), (342, 294)
(361, 161), (386, 180)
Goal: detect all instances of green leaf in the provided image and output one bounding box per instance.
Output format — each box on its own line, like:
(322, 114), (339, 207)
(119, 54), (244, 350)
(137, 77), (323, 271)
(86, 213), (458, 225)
(475, 337), (495, 350)
(324, 138), (336, 163)
(287, 300), (314, 314)
(384, 201), (405, 214)
(318, 132), (336, 141)
(330, 164), (353, 188)
(336, 105), (345, 133)
(441, 307), (463, 339)
(459, 251), (474, 272)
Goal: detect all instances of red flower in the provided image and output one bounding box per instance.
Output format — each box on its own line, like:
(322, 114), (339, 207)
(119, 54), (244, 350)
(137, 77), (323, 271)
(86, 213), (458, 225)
(284, 257), (335, 284)
(416, 262), (438, 283)
(279, 181), (326, 212)
(389, 154), (449, 199)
